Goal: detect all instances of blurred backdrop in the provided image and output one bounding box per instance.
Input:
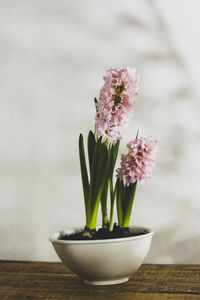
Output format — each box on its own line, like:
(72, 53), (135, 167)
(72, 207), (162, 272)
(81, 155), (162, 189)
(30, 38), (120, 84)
(0, 0), (200, 263)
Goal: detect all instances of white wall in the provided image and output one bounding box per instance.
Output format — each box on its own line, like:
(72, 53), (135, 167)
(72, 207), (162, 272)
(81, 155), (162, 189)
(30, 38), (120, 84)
(0, 0), (200, 263)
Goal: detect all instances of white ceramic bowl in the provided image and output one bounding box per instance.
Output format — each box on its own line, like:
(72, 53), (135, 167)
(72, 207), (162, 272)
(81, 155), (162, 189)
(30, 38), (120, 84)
(49, 226), (153, 285)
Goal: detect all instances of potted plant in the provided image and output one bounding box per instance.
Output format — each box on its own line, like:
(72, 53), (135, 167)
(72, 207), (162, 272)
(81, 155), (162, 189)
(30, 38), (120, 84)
(49, 67), (158, 285)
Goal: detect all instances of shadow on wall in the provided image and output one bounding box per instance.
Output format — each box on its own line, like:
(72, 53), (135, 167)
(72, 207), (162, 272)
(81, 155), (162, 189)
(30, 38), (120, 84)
(150, 225), (200, 264)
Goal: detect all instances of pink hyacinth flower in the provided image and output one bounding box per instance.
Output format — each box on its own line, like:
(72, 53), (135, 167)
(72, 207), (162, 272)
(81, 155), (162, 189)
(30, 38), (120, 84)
(95, 67), (139, 144)
(116, 136), (158, 185)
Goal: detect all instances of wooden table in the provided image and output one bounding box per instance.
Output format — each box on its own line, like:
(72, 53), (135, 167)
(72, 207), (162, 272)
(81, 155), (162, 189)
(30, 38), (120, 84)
(0, 261), (200, 299)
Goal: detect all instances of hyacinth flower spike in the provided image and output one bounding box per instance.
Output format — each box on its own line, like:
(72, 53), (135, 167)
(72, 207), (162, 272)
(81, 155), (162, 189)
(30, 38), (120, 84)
(116, 135), (158, 228)
(95, 67), (139, 230)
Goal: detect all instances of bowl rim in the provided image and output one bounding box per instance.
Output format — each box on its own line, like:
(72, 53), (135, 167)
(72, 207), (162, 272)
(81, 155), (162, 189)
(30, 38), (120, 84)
(49, 225), (153, 245)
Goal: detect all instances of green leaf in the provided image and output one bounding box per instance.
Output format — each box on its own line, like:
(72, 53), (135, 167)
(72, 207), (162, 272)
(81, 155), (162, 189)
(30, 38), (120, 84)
(88, 137), (102, 202)
(116, 178), (123, 227)
(91, 142), (109, 212)
(88, 138), (110, 229)
(101, 176), (109, 226)
(110, 140), (120, 174)
(79, 134), (90, 224)
(87, 131), (96, 176)
(122, 181), (137, 227)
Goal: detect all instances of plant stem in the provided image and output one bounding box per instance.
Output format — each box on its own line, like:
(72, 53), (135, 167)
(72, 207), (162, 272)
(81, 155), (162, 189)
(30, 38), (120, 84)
(102, 208), (108, 228)
(109, 178), (114, 231)
(109, 140), (120, 231)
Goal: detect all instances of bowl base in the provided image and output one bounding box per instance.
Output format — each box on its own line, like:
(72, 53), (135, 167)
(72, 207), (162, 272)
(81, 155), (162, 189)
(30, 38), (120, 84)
(84, 276), (129, 286)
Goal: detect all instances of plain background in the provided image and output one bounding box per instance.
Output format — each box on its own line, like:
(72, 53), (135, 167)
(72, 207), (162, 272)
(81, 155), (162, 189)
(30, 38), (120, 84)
(0, 0), (200, 263)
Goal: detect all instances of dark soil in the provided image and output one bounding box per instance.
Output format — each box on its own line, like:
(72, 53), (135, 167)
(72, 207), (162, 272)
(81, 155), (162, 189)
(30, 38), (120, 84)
(59, 224), (149, 241)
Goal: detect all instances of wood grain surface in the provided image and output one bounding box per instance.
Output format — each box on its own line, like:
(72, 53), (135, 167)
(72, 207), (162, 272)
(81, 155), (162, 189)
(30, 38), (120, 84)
(0, 261), (200, 299)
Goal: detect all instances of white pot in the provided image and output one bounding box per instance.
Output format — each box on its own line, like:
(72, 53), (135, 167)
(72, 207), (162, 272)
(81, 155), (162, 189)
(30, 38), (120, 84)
(49, 226), (153, 286)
